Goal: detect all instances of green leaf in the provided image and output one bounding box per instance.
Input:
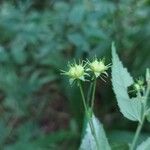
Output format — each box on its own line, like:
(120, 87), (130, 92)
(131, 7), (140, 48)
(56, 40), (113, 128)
(137, 138), (150, 150)
(69, 4), (85, 24)
(67, 33), (86, 47)
(111, 43), (143, 122)
(0, 46), (9, 62)
(79, 115), (111, 150)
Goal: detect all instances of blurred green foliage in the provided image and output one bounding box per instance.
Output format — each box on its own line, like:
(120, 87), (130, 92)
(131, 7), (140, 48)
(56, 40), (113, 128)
(0, 0), (149, 149)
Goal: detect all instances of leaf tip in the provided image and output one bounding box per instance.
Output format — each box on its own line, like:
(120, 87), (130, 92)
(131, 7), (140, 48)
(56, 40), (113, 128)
(111, 41), (116, 53)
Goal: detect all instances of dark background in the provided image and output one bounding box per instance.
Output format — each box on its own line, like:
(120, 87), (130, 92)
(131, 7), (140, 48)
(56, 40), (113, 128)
(0, 0), (149, 149)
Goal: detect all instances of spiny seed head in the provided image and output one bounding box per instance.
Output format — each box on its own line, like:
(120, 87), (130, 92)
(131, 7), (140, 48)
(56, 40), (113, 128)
(134, 83), (141, 91)
(90, 60), (106, 72)
(134, 78), (145, 92)
(61, 61), (88, 84)
(68, 64), (84, 79)
(88, 58), (110, 78)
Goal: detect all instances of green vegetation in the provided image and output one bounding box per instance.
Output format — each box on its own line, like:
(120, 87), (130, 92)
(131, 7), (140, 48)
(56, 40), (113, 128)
(0, 0), (149, 149)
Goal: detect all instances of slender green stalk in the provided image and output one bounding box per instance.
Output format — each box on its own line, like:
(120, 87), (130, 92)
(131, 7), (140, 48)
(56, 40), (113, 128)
(89, 78), (100, 149)
(145, 84), (150, 106)
(87, 82), (93, 107)
(78, 81), (88, 113)
(91, 78), (96, 111)
(78, 81), (100, 150)
(130, 117), (145, 150)
(130, 84), (150, 150)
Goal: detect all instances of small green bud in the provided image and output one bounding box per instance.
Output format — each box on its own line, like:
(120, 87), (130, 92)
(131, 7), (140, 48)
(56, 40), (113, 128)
(88, 58), (110, 78)
(67, 64), (85, 79)
(61, 61), (88, 84)
(133, 78), (145, 94)
(128, 77), (146, 98)
(134, 83), (141, 91)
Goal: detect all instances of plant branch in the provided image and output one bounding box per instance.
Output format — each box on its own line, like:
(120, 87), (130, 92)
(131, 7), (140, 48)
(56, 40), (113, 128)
(78, 81), (88, 114)
(87, 82), (93, 107)
(91, 78), (96, 111)
(130, 116), (145, 150)
(145, 83), (150, 107)
(130, 78), (150, 150)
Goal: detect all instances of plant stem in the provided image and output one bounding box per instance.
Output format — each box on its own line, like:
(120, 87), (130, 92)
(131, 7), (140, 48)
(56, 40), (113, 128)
(78, 81), (88, 113)
(91, 78), (96, 111)
(130, 116), (145, 150)
(78, 81), (100, 150)
(87, 82), (93, 107)
(145, 84), (150, 106)
(131, 83), (150, 150)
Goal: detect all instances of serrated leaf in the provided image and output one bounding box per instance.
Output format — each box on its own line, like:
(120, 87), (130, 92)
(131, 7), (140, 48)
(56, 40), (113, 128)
(137, 138), (150, 150)
(111, 43), (143, 122)
(79, 115), (111, 150)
